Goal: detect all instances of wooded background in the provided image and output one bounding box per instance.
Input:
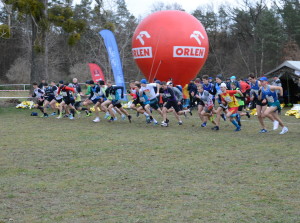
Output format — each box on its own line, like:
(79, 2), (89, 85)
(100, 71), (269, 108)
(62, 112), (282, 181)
(0, 0), (300, 84)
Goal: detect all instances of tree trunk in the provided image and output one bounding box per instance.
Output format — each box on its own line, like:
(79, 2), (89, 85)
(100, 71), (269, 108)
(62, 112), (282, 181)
(260, 38), (264, 75)
(30, 0), (48, 85)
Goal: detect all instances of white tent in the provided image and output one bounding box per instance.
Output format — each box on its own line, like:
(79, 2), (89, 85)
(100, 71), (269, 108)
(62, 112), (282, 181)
(265, 61), (300, 78)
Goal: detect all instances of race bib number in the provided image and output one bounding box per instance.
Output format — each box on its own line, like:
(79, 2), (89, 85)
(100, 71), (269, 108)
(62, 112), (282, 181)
(266, 95), (274, 103)
(224, 96), (232, 103)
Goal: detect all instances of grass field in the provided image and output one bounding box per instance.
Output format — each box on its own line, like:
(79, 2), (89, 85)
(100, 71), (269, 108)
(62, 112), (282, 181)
(0, 105), (300, 223)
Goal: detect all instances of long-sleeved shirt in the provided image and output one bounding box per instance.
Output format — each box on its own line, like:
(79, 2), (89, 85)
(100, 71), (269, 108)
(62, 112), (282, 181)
(105, 86), (124, 101)
(172, 87), (183, 101)
(163, 87), (177, 102)
(57, 86), (75, 98)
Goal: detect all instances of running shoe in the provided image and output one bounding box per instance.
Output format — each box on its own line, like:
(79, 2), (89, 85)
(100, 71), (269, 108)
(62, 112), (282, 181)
(86, 112), (92, 117)
(235, 126), (241, 131)
(189, 110), (193, 116)
(56, 115), (62, 119)
(221, 113), (226, 121)
(178, 121), (183, 125)
(50, 112), (56, 116)
(108, 117), (114, 122)
(76, 111), (81, 118)
(146, 116), (151, 123)
(43, 113), (49, 118)
(121, 114), (126, 120)
(114, 117), (118, 121)
(273, 120), (279, 130)
(166, 118), (169, 123)
(153, 121), (158, 125)
(183, 111), (187, 118)
(279, 126), (288, 135)
(259, 129), (268, 133)
(69, 114), (74, 120)
(64, 114), (69, 118)
(161, 121), (168, 127)
(104, 113), (110, 119)
(211, 126), (219, 131)
(246, 111), (250, 118)
(93, 117), (100, 123)
(128, 115), (132, 123)
(201, 122), (207, 127)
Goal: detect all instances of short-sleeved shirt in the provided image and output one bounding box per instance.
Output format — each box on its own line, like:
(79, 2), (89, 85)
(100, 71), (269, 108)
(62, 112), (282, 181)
(140, 83), (157, 100)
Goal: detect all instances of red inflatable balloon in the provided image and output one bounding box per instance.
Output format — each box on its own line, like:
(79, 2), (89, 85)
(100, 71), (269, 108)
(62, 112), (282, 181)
(132, 10), (209, 86)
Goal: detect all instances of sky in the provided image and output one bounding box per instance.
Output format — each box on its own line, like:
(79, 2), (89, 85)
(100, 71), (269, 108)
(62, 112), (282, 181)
(73, 0), (239, 18)
(125, 0), (233, 17)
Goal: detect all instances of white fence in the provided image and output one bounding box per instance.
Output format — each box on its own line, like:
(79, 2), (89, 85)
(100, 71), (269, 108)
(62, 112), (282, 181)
(0, 84), (31, 91)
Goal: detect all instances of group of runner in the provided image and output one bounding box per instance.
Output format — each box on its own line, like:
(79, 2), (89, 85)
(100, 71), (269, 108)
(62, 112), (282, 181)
(31, 73), (288, 134)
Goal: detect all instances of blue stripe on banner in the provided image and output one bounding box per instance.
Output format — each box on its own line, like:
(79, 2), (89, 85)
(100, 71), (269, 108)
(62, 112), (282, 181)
(99, 29), (127, 101)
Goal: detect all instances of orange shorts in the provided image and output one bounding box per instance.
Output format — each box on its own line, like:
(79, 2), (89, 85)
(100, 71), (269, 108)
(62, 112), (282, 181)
(228, 107), (238, 114)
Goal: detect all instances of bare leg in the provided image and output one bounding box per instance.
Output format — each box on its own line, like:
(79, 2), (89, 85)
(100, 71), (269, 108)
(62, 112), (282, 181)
(262, 106), (284, 127)
(256, 105), (266, 129)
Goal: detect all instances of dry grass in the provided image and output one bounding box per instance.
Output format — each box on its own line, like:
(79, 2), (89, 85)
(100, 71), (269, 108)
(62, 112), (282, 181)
(0, 106), (299, 223)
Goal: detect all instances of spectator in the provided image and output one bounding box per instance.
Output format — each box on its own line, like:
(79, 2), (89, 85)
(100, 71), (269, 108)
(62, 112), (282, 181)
(195, 77), (201, 85)
(188, 80), (197, 108)
(38, 79), (46, 90)
(239, 78), (251, 94)
(226, 78), (231, 90)
(271, 75), (282, 97)
(230, 75), (240, 89)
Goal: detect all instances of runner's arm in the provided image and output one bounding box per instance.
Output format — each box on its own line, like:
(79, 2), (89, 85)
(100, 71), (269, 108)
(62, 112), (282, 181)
(270, 86), (283, 96)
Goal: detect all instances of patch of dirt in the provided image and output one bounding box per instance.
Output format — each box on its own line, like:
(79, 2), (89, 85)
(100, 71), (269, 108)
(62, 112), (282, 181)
(0, 99), (21, 107)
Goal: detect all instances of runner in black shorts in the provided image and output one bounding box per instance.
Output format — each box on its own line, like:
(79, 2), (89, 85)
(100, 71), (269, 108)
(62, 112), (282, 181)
(192, 86), (205, 124)
(105, 83), (132, 123)
(160, 81), (184, 127)
(56, 81), (78, 120)
(139, 79), (163, 118)
(43, 82), (58, 117)
(135, 83), (158, 124)
(248, 74), (268, 133)
(128, 80), (142, 116)
(31, 82), (48, 117)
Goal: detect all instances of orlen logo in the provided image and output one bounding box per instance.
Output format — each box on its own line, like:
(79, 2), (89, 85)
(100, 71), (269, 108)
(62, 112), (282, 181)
(173, 30), (206, 58)
(132, 31), (153, 59)
(190, 31), (205, 45)
(132, 47), (153, 59)
(136, 31), (151, 45)
(173, 46), (205, 58)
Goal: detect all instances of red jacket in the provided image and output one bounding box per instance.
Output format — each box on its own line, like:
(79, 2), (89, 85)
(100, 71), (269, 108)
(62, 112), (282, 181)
(57, 86), (75, 95)
(239, 81), (250, 93)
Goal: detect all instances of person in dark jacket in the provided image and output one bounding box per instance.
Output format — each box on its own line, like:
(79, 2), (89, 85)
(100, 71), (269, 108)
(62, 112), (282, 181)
(188, 80), (197, 109)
